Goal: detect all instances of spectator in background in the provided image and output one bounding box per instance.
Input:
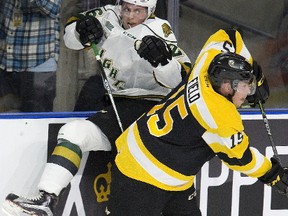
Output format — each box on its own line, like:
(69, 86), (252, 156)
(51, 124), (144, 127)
(0, 0), (63, 112)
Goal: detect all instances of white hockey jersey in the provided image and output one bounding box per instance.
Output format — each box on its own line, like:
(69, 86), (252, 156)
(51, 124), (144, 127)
(63, 5), (191, 101)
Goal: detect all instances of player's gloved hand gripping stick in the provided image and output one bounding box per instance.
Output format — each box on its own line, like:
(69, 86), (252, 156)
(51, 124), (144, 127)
(247, 61), (288, 196)
(92, 43), (124, 132)
(257, 100), (288, 196)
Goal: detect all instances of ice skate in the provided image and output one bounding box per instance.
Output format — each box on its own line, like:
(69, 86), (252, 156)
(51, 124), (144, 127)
(2, 191), (58, 216)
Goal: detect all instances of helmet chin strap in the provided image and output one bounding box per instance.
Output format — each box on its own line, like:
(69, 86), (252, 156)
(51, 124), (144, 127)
(225, 93), (234, 102)
(225, 81), (236, 102)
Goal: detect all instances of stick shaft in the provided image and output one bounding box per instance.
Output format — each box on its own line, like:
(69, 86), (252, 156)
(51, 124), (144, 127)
(258, 101), (281, 163)
(92, 43), (124, 132)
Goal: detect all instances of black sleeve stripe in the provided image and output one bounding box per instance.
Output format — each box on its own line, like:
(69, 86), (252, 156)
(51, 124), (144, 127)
(48, 155), (79, 176)
(225, 28), (237, 50)
(217, 148), (253, 166)
(180, 62), (192, 79)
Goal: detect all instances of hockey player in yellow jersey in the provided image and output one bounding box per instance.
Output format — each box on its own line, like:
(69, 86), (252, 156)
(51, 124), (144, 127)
(107, 29), (288, 215)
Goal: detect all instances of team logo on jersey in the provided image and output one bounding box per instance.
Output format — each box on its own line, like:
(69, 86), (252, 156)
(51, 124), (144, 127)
(162, 23), (172, 37)
(105, 21), (115, 31)
(93, 162), (112, 202)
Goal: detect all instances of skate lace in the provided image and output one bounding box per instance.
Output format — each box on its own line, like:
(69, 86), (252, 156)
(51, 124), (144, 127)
(22, 191), (45, 201)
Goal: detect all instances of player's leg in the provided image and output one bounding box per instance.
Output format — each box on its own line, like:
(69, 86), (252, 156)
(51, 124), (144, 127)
(2, 99), (156, 215)
(74, 74), (108, 111)
(106, 165), (169, 216)
(162, 185), (202, 216)
(3, 119), (111, 216)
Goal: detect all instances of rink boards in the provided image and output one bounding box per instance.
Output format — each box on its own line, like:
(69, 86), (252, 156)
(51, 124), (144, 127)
(0, 109), (288, 216)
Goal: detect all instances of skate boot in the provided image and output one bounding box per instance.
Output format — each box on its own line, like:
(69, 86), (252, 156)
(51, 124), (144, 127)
(2, 191), (58, 216)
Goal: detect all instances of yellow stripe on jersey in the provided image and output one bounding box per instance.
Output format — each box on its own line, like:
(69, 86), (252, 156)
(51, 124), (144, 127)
(52, 146), (81, 168)
(115, 123), (195, 191)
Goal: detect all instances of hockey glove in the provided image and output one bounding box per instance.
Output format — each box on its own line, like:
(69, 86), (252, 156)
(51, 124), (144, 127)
(76, 15), (103, 46)
(246, 60), (269, 107)
(258, 157), (288, 196)
(135, 35), (172, 67)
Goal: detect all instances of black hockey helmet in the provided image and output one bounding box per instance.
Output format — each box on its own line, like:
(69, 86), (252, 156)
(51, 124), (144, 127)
(208, 52), (256, 95)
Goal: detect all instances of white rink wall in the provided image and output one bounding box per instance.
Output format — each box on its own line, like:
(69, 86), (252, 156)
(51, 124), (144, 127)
(0, 110), (288, 216)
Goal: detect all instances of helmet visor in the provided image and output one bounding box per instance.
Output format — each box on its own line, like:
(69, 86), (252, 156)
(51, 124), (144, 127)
(232, 75), (256, 96)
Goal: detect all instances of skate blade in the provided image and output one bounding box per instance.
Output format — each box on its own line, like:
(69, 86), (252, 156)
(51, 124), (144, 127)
(2, 200), (33, 216)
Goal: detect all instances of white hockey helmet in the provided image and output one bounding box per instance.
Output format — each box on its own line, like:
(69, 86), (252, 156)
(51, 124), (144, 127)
(122, 0), (157, 18)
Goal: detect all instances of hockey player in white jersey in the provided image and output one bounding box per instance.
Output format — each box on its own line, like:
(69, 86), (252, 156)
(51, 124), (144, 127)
(65, 0), (190, 99)
(2, 0), (192, 215)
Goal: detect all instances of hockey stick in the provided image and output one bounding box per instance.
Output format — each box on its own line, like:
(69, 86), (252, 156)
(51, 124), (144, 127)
(91, 43), (124, 132)
(258, 100), (281, 164)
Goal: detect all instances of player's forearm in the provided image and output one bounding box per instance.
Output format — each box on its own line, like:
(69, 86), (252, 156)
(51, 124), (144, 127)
(153, 59), (182, 88)
(63, 22), (85, 50)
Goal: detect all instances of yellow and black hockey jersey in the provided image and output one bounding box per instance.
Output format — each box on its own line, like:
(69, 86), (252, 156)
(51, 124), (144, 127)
(115, 29), (272, 191)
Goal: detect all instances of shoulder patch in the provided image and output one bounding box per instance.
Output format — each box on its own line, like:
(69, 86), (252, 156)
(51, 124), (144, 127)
(162, 23), (172, 38)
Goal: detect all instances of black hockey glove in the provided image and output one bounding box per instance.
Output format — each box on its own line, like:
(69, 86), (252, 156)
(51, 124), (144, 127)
(258, 157), (288, 196)
(75, 15), (103, 46)
(246, 60), (270, 107)
(135, 35), (172, 67)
